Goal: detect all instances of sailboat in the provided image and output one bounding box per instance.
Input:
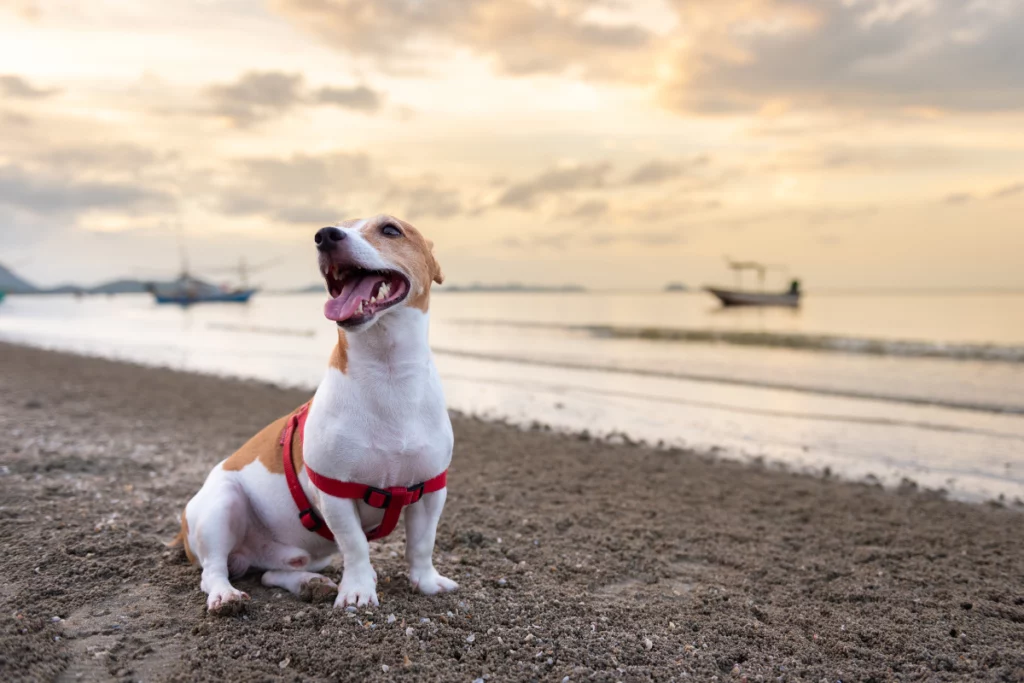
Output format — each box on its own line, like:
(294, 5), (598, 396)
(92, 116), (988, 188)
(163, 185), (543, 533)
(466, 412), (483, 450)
(704, 258), (802, 308)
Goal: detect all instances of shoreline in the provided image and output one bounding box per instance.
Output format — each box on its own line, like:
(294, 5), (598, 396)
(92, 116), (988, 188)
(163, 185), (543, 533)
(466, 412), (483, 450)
(1, 342), (1022, 681)
(3, 336), (1020, 507)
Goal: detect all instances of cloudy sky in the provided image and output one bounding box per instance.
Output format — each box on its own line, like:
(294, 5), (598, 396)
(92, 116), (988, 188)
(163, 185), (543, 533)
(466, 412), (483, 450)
(2, 0), (1023, 290)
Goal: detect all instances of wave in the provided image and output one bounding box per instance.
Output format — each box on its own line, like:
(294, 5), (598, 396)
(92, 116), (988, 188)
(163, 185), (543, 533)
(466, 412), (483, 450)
(450, 320), (1024, 364)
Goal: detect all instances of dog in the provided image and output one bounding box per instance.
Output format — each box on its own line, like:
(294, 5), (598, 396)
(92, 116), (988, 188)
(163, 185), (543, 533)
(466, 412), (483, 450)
(174, 215), (456, 615)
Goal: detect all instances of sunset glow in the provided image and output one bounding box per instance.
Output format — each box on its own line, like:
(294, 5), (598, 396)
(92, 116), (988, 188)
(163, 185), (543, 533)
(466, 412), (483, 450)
(2, 0), (1023, 289)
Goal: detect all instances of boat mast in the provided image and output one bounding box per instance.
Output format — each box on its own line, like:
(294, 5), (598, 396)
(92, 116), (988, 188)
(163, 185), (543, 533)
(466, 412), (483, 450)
(175, 221), (191, 282)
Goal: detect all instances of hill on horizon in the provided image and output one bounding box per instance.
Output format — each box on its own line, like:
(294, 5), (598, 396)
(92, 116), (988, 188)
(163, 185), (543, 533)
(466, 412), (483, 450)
(0, 264), (197, 295)
(0, 263), (38, 293)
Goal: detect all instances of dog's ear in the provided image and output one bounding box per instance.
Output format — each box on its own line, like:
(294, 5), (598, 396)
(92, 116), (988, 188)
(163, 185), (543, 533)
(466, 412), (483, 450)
(427, 240), (444, 285)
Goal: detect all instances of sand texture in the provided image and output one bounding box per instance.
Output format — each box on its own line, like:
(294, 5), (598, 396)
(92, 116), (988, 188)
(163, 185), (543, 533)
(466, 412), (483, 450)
(1, 342), (1022, 682)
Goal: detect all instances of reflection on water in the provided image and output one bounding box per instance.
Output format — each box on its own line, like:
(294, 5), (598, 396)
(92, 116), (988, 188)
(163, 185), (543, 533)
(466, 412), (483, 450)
(1, 291), (1022, 504)
(430, 290), (1024, 346)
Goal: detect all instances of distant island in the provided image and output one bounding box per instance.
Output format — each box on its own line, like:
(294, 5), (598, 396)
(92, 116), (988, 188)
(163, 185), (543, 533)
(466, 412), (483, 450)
(2, 263), (587, 297)
(0, 263), (209, 296)
(664, 282), (689, 292)
(0, 263), (38, 293)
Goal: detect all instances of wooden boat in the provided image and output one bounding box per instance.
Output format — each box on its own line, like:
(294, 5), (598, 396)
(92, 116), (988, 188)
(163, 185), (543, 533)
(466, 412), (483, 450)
(152, 287), (256, 305)
(705, 258), (802, 307)
(705, 287), (799, 307)
(147, 274), (256, 306)
(147, 231), (271, 306)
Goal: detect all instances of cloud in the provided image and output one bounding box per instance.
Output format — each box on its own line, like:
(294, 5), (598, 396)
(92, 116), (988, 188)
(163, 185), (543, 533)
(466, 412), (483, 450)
(942, 192), (973, 205)
(37, 144), (171, 175)
(488, 156), (729, 217)
(991, 182), (1024, 200)
(1, 110), (32, 127)
(625, 161), (684, 186)
(558, 199), (610, 221)
(385, 183), (462, 220)
(498, 162), (612, 209)
(215, 152), (465, 224)
(0, 164), (175, 216)
(215, 152), (376, 222)
(626, 155), (710, 185)
(941, 182), (1024, 204)
(0, 2), (40, 21)
(271, 0), (655, 81)
(500, 223), (685, 250)
(812, 146), (958, 171)
(273, 1), (1024, 116)
(216, 188), (340, 225)
(705, 205), (879, 231)
(499, 229), (575, 250)
(205, 71), (385, 126)
(205, 72), (304, 126)
(313, 85), (382, 112)
(0, 74), (57, 99)
(589, 228), (685, 246)
(661, 0), (1024, 114)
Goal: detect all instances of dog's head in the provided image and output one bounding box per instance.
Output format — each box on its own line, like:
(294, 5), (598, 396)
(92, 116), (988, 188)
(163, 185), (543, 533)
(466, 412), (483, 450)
(316, 214), (444, 330)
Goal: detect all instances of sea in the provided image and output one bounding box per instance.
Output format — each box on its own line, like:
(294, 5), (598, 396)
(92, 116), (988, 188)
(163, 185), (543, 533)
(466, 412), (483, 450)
(2, 290), (1022, 504)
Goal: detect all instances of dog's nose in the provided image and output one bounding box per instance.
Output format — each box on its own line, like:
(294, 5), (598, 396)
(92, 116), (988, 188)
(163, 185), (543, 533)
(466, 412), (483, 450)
(315, 227), (345, 252)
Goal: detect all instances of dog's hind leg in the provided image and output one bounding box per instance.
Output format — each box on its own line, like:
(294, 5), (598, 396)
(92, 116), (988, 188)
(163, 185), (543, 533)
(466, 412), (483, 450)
(261, 570), (338, 603)
(186, 480), (252, 616)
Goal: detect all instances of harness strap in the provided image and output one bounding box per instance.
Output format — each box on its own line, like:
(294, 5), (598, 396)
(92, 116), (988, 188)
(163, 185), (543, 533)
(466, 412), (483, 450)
(281, 404), (448, 542)
(281, 404), (334, 542)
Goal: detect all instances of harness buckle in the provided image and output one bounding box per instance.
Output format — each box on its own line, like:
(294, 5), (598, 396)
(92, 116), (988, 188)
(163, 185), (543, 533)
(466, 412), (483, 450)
(363, 486), (392, 509)
(298, 508), (323, 532)
(407, 482), (425, 504)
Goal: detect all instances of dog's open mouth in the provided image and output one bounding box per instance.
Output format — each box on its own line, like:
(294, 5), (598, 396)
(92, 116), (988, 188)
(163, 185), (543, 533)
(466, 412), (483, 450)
(323, 265), (410, 325)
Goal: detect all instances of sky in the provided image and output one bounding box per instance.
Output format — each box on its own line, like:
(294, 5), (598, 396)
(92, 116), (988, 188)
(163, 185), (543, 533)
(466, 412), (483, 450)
(1, 0), (1023, 290)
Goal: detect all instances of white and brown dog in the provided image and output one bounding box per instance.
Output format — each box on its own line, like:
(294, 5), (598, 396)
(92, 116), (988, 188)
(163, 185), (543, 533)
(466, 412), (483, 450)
(174, 215), (456, 615)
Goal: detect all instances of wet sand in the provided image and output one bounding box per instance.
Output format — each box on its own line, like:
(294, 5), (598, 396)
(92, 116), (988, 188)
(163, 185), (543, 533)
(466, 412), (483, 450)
(1, 341), (1022, 682)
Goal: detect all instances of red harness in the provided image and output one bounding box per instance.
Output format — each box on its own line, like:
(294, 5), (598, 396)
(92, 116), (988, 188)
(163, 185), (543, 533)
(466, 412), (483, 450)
(280, 403), (447, 542)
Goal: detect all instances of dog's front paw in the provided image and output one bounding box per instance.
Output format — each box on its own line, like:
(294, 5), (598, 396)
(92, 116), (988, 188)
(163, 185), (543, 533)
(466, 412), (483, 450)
(335, 572), (379, 608)
(207, 587), (250, 616)
(410, 567), (459, 596)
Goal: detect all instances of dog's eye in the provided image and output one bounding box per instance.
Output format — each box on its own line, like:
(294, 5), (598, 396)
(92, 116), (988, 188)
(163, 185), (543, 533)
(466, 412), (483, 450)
(381, 224), (402, 238)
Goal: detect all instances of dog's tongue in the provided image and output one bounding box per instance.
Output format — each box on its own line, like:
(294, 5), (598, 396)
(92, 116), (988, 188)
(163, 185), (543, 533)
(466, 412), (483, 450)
(324, 273), (386, 321)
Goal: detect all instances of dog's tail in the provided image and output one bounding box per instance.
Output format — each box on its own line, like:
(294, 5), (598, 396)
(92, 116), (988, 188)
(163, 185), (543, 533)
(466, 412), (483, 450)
(167, 509), (197, 564)
(167, 529), (185, 548)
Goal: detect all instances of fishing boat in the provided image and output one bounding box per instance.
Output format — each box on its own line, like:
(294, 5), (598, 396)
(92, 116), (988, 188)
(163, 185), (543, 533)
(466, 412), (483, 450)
(705, 286), (800, 307)
(146, 228), (274, 305)
(149, 278), (256, 305)
(147, 272), (257, 306)
(704, 259), (802, 308)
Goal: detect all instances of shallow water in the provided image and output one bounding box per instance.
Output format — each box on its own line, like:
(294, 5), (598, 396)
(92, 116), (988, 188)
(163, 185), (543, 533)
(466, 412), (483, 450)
(1, 291), (1022, 503)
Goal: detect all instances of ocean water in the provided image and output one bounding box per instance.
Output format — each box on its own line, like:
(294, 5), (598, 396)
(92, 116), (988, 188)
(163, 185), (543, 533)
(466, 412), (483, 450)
(1, 290), (1022, 504)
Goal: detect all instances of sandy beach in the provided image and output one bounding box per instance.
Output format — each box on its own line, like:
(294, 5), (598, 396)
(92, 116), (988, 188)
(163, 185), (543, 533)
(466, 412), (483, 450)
(1, 341), (1022, 682)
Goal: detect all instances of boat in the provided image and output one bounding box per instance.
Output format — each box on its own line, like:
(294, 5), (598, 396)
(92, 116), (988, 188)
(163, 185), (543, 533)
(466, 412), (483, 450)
(704, 258), (802, 308)
(152, 288), (256, 305)
(705, 286), (799, 307)
(0, 291), (6, 304)
(146, 228), (273, 306)
(147, 275), (256, 306)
